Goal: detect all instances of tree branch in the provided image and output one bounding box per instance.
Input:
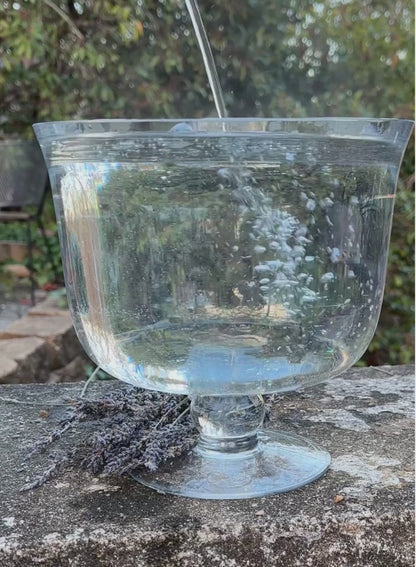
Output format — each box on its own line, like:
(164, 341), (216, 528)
(42, 0), (84, 41)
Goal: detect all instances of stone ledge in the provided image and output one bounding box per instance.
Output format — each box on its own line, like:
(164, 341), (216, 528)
(0, 314), (74, 339)
(0, 365), (414, 567)
(28, 296), (71, 318)
(0, 296), (87, 384)
(0, 356), (18, 381)
(0, 338), (47, 384)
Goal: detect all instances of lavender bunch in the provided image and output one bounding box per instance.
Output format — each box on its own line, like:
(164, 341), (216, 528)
(21, 387), (196, 491)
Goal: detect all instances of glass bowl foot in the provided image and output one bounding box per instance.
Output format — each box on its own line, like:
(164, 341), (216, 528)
(131, 429), (330, 499)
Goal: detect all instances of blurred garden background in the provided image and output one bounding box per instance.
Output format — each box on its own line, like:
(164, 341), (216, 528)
(0, 0), (414, 365)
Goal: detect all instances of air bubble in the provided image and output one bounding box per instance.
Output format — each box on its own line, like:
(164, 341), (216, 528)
(306, 199), (316, 211)
(169, 122), (193, 133)
(320, 272), (335, 283)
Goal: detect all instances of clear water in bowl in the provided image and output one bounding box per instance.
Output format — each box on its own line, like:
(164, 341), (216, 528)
(50, 132), (396, 395)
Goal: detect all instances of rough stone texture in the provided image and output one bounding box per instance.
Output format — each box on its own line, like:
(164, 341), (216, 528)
(0, 365), (414, 567)
(0, 296), (86, 384)
(0, 314), (74, 339)
(0, 356), (18, 382)
(0, 304), (30, 332)
(28, 296), (70, 318)
(42, 328), (86, 372)
(0, 338), (47, 384)
(49, 354), (90, 383)
(0, 337), (45, 361)
(28, 307), (71, 318)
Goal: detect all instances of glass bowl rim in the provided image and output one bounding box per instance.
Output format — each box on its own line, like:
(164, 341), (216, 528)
(33, 117), (414, 128)
(33, 117), (414, 145)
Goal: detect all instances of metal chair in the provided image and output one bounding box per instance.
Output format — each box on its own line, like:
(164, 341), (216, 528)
(0, 139), (59, 305)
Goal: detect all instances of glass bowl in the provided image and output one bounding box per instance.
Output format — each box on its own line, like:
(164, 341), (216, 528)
(34, 118), (413, 498)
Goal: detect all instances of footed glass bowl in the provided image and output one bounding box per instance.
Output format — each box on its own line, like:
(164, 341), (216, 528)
(34, 118), (413, 499)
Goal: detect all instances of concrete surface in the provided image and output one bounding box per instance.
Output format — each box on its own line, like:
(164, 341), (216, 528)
(0, 365), (414, 566)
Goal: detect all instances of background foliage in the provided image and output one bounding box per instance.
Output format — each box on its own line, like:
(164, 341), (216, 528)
(0, 0), (414, 365)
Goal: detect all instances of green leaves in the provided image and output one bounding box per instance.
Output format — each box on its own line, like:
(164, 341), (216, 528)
(0, 0), (413, 364)
(1, 0), (414, 127)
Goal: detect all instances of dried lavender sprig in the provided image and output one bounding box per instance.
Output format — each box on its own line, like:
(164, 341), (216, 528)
(24, 416), (77, 462)
(20, 450), (72, 492)
(80, 365), (101, 398)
